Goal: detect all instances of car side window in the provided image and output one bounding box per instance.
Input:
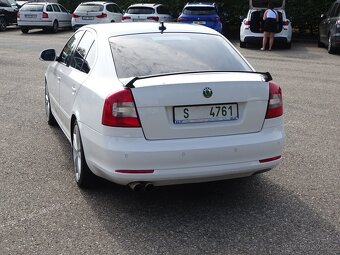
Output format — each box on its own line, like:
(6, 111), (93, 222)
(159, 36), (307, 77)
(106, 4), (114, 13)
(157, 6), (170, 15)
(58, 5), (68, 13)
(69, 31), (96, 74)
(52, 4), (61, 12)
(59, 31), (84, 65)
(46, 5), (53, 12)
(113, 4), (122, 13)
(334, 3), (340, 17)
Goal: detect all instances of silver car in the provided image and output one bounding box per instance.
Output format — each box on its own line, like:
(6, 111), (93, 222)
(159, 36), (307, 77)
(17, 2), (71, 33)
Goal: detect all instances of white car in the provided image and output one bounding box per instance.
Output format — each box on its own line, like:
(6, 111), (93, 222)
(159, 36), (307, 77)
(17, 2), (71, 33)
(71, 1), (122, 31)
(40, 22), (285, 190)
(122, 3), (173, 22)
(240, 0), (292, 49)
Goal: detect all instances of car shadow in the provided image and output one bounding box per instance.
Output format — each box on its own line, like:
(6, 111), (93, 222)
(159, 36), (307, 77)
(75, 173), (339, 254)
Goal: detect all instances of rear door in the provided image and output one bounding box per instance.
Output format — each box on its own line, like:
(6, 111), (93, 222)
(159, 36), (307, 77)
(131, 74), (269, 140)
(59, 30), (96, 135)
(106, 3), (122, 22)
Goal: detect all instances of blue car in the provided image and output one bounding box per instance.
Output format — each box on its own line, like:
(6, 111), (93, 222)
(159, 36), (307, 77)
(177, 2), (222, 33)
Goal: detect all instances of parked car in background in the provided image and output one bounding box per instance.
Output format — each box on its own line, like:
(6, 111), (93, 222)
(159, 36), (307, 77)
(318, 0), (340, 54)
(177, 2), (223, 33)
(71, 1), (122, 31)
(0, 0), (18, 31)
(17, 2), (71, 33)
(39, 22), (284, 190)
(240, 0), (292, 49)
(122, 3), (172, 22)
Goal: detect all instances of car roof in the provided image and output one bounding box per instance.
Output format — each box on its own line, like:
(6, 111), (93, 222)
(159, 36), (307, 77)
(128, 3), (161, 8)
(185, 2), (216, 8)
(80, 1), (109, 5)
(84, 22), (219, 37)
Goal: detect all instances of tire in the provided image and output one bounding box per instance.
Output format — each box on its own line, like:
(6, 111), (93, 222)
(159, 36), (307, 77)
(45, 83), (57, 126)
(51, 20), (58, 33)
(21, 27), (29, 34)
(328, 34), (336, 54)
(240, 41), (246, 48)
(0, 17), (7, 32)
(72, 121), (96, 188)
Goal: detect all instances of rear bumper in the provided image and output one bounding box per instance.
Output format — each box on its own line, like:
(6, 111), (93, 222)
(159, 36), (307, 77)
(80, 118), (285, 186)
(244, 36), (289, 44)
(18, 20), (52, 28)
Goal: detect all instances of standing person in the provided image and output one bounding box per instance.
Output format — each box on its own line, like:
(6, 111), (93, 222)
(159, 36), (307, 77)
(261, 1), (279, 51)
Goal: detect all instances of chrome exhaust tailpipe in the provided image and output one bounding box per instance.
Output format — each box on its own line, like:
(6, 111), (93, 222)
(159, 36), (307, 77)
(128, 182), (143, 192)
(144, 182), (154, 192)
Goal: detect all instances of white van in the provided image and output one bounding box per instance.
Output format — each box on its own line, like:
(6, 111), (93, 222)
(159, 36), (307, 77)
(239, 0), (292, 49)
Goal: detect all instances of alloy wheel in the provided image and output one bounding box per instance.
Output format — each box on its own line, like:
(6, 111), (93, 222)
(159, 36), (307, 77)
(72, 124), (82, 182)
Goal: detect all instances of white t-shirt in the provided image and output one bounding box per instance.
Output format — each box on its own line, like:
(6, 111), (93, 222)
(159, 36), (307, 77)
(266, 9), (277, 19)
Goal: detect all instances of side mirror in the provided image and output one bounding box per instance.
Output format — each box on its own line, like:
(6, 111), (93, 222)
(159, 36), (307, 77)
(39, 49), (56, 61)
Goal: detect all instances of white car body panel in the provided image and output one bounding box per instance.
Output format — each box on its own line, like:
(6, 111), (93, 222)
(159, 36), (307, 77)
(43, 23), (285, 187)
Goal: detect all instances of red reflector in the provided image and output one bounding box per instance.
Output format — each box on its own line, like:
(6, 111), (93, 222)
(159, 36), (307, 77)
(259, 156), (281, 163)
(72, 13), (80, 18)
(283, 20), (289, 26)
(122, 16), (131, 20)
(42, 12), (48, 19)
(96, 13), (107, 18)
(115, 170), (154, 174)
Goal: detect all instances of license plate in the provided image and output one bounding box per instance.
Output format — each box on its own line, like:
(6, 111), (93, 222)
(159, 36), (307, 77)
(193, 21), (206, 25)
(25, 14), (37, 18)
(133, 19), (145, 22)
(173, 103), (239, 124)
(82, 16), (94, 20)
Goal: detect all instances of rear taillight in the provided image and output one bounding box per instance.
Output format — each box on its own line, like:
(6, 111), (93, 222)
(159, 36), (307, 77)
(102, 89), (141, 127)
(283, 20), (289, 26)
(96, 13), (107, 18)
(265, 81), (283, 119)
(177, 17), (187, 22)
(72, 13), (80, 18)
(122, 16), (131, 21)
(42, 12), (48, 19)
(17, 12), (20, 19)
(147, 16), (159, 22)
(244, 20), (250, 25)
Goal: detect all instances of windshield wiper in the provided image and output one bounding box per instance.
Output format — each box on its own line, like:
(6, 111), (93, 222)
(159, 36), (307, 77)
(124, 71), (272, 88)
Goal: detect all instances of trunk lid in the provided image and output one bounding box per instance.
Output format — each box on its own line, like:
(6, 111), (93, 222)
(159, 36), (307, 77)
(129, 73), (269, 140)
(249, 0), (285, 9)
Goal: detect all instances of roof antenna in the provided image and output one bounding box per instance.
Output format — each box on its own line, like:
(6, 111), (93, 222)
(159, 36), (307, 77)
(159, 22), (166, 34)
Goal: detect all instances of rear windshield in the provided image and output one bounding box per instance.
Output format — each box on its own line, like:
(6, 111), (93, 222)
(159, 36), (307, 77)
(20, 4), (44, 12)
(110, 33), (251, 79)
(76, 4), (104, 12)
(126, 7), (155, 14)
(252, 0), (284, 8)
(183, 7), (217, 15)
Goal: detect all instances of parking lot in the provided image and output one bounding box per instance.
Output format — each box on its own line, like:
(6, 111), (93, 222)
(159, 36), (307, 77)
(0, 27), (339, 254)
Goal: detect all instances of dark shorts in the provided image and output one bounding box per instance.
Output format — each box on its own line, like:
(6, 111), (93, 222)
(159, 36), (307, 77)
(264, 18), (277, 33)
